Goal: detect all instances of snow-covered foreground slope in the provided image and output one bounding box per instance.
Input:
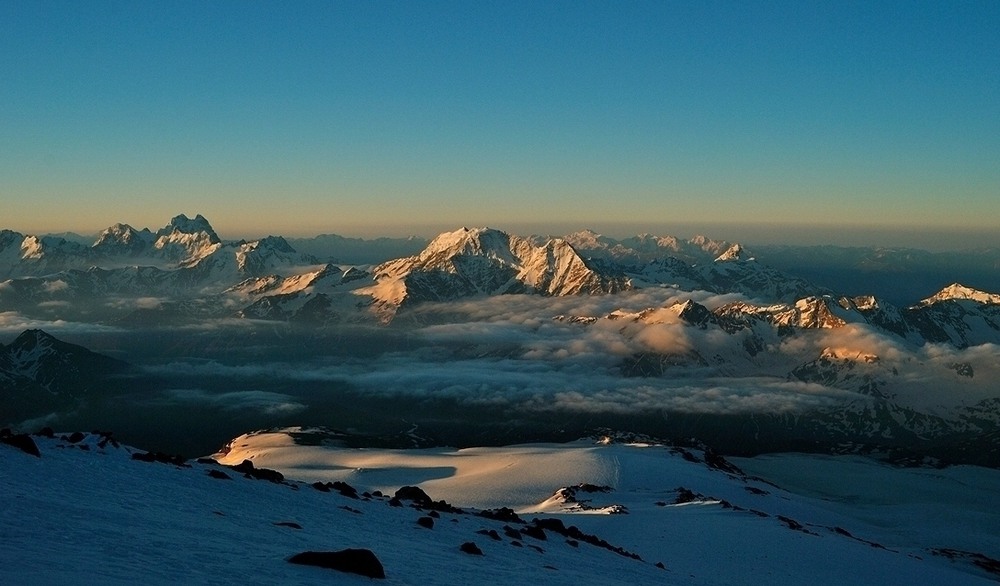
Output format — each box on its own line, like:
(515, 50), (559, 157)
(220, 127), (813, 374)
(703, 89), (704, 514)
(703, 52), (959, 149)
(210, 428), (1000, 584)
(4, 429), (1000, 584)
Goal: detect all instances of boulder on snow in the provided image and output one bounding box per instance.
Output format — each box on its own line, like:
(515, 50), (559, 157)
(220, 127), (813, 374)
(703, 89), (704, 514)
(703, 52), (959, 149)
(460, 542), (484, 556)
(288, 549), (385, 579)
(0, 429), (40, 457)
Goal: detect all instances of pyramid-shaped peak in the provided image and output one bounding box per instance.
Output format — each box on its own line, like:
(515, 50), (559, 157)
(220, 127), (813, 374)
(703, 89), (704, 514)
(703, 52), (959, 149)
(714, 243), (750, 262)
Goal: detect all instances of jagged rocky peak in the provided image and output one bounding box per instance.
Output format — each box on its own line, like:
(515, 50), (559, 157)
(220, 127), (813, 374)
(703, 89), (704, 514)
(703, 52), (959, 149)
(918, 283), (1000, 307)
(670, 299), (713, 326)
(8, 328), (57, 352)
(157, 213), (221, 243)
(714, 243), (750, 262)
(253, 235), (296, 253)
(92, 223), (155, 252)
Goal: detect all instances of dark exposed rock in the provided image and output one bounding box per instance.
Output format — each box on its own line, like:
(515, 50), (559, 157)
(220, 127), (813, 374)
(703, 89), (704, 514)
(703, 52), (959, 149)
(478, 507), (522, 523)
(503, 525), (522, 540)
(566, 539), (579, 548)
(703, 448), (744, 475)
(207, 469), (231, 480)
(34, 427), (55, 438)
(229, 459), (283, 483)
(394, 485), (432, 505)
(0, 430), (40, 457)
(674, 487), (701, 504)
(528, 517), (643, 561)
(131, 451), (188, 467)
(196, 457), (218, 465)
(428, 511), (440, 519)
(288, 549), (385, 579)
(330, 481), (359, 499)
(388, 497), (403, 507)
(931, 548), (1000, 577)
(66, 431), (86, 444)
(274, 521), (302, 530)
(459, 542), (484, 556)
(312, 481), (331, 492)
(416, 516), (434, 529)
(392, 485), (463, 513)
(533, 518), (567, 533)
(655, 562), (666, 570)
(521, 525), (547, 541)
(476, 529), (502, 541)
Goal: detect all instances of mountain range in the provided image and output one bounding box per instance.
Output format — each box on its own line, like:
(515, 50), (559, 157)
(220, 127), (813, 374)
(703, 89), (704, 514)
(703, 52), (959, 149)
(2, 214), (1000, 465)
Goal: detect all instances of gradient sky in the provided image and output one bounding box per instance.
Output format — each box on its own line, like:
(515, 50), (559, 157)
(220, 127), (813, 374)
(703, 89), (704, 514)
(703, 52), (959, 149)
(2, 1), (998, 247)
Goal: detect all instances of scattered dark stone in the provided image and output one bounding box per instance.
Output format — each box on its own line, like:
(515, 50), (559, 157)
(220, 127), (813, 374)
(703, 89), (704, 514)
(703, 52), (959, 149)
(655, 562), (666, 570)
(528, 544), (545, 554)
(312, 482), (331, 492)
(521, 525), (547, 541)
(131, 451), (188, 467)
(674, 487), (700, 504)
(576, 483), (612, 493)
(719, 500), (732, 509)
(476, 529), (502, 541)
(533, 518), (566, 533)
(66, 431), (86, 444)
(393, 485), (463, 513)
(339, 506), (362, 514)
(394, 485), (432, 505)
(388, 497), (403, 507)
(655, 501), (667, 507)
(362, 492), (372, 499)
(331, 481), (359, 499)
(229, 459), (283, 483)
(274, 521), (302, 530)
(197, 457), (218, 465)
(744, 486), (769, 496)
(678, 449), (699, 463)
(479, 507), (523, 523)
(527, 519), (643, 561)
(750, 509), (770, 518)
(778, 515), (803, 531)
(0, 431), (41, 457)
(213, 511), (225, 516)
(511, 540), (523, 547)
(34, 427), (55, 438)
(703, 448), (744, 475)
(288, 549), (385, 579)
(566, 539), (579, 548)
(503, 526), (522, 540)
(207, 469), (231, 480)
(416, 516), (434, 529)
(78, 444), (90, 451)
(459, 542), (483, 556)
(372, 490), (384, 497)
(543, 565), (558, 570)
(428, 511), (440, 519)
(834, 526), (853, 537)
(931, 548), (1000, 577)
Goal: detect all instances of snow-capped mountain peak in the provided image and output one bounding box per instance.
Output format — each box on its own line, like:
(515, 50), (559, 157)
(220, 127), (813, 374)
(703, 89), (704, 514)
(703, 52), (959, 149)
(714, 243), (751, 262)
(153, 214), (222, 264)
(918, 283), (1000, 307)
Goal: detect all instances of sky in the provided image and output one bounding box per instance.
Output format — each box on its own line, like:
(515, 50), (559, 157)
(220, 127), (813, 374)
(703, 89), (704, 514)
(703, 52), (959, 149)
(2, 1), (998, 247)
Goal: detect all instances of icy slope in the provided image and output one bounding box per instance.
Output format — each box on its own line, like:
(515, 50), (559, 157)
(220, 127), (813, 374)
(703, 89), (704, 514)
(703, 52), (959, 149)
(214, 428), (1000, 585)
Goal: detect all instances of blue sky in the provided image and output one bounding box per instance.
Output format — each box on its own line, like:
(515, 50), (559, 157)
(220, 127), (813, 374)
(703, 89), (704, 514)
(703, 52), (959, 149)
(2, 1), (998, 246)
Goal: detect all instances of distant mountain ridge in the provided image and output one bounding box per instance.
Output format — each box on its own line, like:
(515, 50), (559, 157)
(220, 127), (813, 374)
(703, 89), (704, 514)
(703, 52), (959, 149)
(1, 213), (998, 332)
